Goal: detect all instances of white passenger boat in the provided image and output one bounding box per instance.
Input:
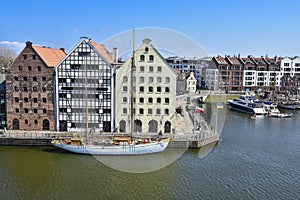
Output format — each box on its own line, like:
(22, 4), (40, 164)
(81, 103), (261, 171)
(228, 95), (267, 115)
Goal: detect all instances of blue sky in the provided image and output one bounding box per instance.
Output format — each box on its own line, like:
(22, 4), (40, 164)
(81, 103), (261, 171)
(0, 0), (299, 57)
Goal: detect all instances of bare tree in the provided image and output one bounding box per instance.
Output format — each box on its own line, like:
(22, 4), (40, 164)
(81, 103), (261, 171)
(0, 45), (16, 73)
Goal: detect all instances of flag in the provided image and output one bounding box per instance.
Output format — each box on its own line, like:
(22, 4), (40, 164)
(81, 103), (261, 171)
(196, 107), (204, 113)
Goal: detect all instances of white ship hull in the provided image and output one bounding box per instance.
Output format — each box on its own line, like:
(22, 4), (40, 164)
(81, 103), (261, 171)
(53, 139), (170, 155)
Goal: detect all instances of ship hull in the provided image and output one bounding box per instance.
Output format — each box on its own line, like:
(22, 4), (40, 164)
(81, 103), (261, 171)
(228, 100), (266, 115)
(53, 139), (170, 155)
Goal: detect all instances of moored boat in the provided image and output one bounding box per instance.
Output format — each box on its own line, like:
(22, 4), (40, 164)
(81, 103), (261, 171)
(268, 112), (293, 118)
(228, 95), (267, 115)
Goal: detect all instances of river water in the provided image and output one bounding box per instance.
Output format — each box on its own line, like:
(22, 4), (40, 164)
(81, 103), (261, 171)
(0, 107), (299, 199)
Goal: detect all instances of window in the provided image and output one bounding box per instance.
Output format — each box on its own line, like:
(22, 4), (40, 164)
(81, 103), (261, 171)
(18, 66), (22, 71)
(24, 108), (29, 113)
(14, 76), (18, 81)
(123, 97), (127, 103)
(148, 109), (152, 115)
(157, 66), (162, 72)
(140, 77), (144, 83)
(25, 119), (28, 124)
(157, 87), (161, 93)
(157, 77), (162, 83)
(165, 87), (170, 93)
(148, 97), (153, 104)
(32, 55), (36, 60)
(123, 86), (128, 92)
(145, 47), (149, 52)
(23, 77), (28, 81)
(28, 66), (32, 71)
(156, 109), (161, 115)
(24, 98), (29, 102)
(23, 87), (28, 92)
(139, 98), (144, 104)
(43, 109), (47, 114)
(139, 86), (144, 92)
(140, 55), (145, 61)
(42, 98), (47, 103)
(157, 98), (161, 104)
(123, 76), (128, 83)
(42, 87), (46, 92)
(284, 63), (290, 66)
(23, 55), (27, 60)
(34, 120), (38, 124)
(33, 77), (37, 81)
(42, 77), (47, 81)
(149, 77), (153, 83)
(33, 87), (38, 92)
(139, 108), (144, 115)
(140, 66), (145, 72)
(33, 109), (38, 113)
(165, 98), (170, 104)
(14, 86), (19, 92)
(149, 66), (154, 72)
(15, 97), (19, 102)
(123, 108), (127, 114)
(15, 108), (19, 113)
(148, 86), (153, 93)
(165, 77), (170, 83)
(37, 66), (41, 71)
(149, 55), (154, 61)
(165, 109), (169, 115)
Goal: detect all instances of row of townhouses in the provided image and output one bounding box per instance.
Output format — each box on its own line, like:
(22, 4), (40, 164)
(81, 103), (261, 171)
(3, 37), (188, 134)
(205, 55), (300, 93)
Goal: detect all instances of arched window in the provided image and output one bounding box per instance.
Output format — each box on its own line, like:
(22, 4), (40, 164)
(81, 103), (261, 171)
(25, 119), (28, 124)
(149, 66), (154, 72)
(134, 120), (142, 133)
(165, 77), (170, 83)
(140, 55), (145, 61)
(149, 55), (154, 61)
(157, 77), (162, 83)
(13, 119), (19, 130)
(123, 76), (128, 83)
(43, 119), (50, 130)
(140, 66), (144, 72)
(119, 120), (126, 132)
(149, 77), (153, 83)
(145, 47), (149, 52)
(165, 87), (170, 93)
(148, 86), (153, 93)
(139, 86), (144, 92)
(148, 120), (158, 133)
(164, 121), (171, 133)
(123, 86), (128, 92)
(140, 77), (144, 83)
(165, 109), (169, 115)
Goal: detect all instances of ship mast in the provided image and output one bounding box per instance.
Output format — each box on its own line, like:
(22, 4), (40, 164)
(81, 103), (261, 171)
(84, 56), (88, 141)
(130, 28), (136, 143)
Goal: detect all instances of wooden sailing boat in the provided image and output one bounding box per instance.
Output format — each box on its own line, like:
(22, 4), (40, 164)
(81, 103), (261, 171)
(52, 31), (170, 155)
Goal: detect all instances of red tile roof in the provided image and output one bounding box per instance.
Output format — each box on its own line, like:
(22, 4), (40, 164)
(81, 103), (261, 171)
(89, 40), (113, 63)
(227, 57), (241, 65)
(33, 46), (66, 67)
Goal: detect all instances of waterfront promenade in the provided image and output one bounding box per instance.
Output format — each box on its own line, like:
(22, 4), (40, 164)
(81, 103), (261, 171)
(0, 91), (218, 148)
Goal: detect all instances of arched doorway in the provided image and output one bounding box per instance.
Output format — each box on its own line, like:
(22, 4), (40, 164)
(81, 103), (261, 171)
(134, 119), (142, 133)
(164, 121), (171, 133)
(148, 120), (158, 133)
(119, 120), (126, 132)
(13, 119), (19, 130)
(43, 119), (50, 130)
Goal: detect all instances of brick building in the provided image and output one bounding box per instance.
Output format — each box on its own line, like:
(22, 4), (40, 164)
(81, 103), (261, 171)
(6, 41), (66, 130)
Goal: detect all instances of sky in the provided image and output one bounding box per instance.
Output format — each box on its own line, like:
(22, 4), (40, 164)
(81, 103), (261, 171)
(0, 0), (299, 58)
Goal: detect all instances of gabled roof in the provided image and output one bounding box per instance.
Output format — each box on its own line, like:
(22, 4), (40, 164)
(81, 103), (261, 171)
(89, 40), (113, 63)
(214, 56), (228, 65)
(226, 56), (241, 65)
(33, 45), (66, 67)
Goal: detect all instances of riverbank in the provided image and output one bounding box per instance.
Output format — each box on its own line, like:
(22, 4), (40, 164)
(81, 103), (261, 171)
(204, 93), (240, 103)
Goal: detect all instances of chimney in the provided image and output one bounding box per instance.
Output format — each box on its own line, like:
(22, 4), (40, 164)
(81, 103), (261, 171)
(60, 48), (65, 53)
(112, 48), (118, 63)
(26, 41), (32, 47)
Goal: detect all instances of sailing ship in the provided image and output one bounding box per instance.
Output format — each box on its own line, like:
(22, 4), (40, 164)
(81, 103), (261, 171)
(52, 32), (170, 155)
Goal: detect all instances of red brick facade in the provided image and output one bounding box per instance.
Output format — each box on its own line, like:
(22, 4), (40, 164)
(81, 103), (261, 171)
(6, 41), (65, 131)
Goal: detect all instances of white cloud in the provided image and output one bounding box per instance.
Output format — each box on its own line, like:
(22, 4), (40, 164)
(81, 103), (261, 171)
(0, 41), (25, 54)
